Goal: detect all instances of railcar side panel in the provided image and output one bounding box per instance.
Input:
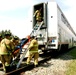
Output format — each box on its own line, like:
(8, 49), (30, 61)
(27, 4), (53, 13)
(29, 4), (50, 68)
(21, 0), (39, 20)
(47, 2), (58, 49)
(57, 5), (76, 49)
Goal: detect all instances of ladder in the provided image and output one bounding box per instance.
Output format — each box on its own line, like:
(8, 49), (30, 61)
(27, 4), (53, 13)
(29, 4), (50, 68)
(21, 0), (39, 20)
(30, 21), (43, 36)
(16, 21), (43, 69)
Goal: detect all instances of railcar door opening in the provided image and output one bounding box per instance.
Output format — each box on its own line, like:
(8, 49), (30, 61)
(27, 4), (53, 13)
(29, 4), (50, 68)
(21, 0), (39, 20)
(33, 3), (48, 50)
(33, 3), (47, 28)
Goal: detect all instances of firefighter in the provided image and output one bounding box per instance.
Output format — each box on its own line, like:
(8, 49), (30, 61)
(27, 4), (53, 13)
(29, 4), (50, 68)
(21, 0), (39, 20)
(33, 7), (43, 23)
(13, 36), (19, 46)
(0, 32), (15, 72)
(11, 36), (20, 57)
(0, 34), (2, 42)
(0, 34), (3, 61)
(26, 36), (39, 67)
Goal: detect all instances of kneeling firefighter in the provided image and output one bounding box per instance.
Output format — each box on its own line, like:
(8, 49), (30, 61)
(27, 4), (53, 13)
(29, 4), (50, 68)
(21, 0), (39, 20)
(0, 32), (15, 72)
(26, 36), (39, 67)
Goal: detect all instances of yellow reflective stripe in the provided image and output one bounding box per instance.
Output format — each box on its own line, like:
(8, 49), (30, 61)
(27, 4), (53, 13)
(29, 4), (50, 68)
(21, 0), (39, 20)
(34, 45), (38, 47)
(0, 53), (12, 55)
(29, 50), (38, 53)
(6, 45), (11, 49)
(11, 46), (15, 52)
(5, 63), (10, 66)
(12, 46), (14, 49)
(34, 63), (38, 65)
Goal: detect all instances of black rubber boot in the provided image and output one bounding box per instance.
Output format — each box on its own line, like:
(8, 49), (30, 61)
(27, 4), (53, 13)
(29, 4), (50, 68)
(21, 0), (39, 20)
(34, 65), (38, 68)
(5, 66), (11, 73)
(10, 64), (16, 71)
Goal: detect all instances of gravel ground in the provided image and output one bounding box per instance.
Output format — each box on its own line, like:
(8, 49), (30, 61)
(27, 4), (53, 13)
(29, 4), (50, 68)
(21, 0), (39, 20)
(23, 54), (73, 75)
(0, 54), (73, 75)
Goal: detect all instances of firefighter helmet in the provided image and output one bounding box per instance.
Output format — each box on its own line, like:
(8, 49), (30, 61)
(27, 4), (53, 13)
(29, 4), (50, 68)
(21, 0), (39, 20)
(5, 32), (11, 36)
(14, 36), (19, 40)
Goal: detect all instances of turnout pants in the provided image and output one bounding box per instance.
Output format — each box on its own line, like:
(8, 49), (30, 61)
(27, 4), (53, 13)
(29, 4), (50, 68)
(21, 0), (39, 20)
(27, 52), (39, 65)
(0, 55), (12, 72)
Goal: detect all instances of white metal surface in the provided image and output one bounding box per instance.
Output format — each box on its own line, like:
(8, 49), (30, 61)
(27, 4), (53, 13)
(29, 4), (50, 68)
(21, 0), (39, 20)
(32, 1), (76, 50)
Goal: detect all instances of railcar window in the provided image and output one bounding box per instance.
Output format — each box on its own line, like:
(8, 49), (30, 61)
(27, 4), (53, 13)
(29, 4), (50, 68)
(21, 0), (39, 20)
(70, 39), (71, 43)
(61, 14), (76, 36)
(61, 14), (66, 24)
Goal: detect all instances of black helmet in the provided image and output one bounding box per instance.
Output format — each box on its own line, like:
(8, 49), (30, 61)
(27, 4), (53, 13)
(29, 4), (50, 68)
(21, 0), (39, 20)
(14, 36), (19, 40)
(5, 32), (11, 36)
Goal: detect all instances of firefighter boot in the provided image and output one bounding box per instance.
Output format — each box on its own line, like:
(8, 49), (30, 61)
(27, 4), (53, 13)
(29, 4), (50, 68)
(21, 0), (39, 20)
(3, 67), (6, 73)
(5, 66), (11, 73)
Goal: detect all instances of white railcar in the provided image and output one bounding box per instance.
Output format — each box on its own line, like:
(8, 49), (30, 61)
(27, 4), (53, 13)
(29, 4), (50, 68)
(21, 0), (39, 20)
(32, 1), (76, 51)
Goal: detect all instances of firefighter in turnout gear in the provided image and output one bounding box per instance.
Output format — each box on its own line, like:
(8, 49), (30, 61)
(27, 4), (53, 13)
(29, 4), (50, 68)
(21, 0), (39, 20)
(26, 36), (39, 67)
(0, 32), (15, 72)
(0, 34), (2, 42)
(0, 34), (3, 58)
(11, 36), (19, 47)
(11, 36), (20, 57)
(34, 7), (43, 22)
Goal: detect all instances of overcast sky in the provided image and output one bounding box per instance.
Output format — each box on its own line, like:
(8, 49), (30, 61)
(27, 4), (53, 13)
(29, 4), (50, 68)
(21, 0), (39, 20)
(0, 0), (76, 38)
